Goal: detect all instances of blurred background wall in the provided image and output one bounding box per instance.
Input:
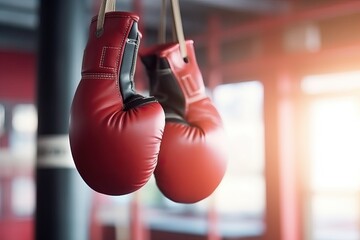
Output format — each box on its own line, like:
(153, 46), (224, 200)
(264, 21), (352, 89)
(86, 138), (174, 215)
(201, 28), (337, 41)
(1, 0), (360, 239)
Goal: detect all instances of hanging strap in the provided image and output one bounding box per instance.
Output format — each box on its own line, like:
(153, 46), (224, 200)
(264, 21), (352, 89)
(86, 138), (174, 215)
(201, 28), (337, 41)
(159, 0), (188, 61)
(96, 0), (116, 36)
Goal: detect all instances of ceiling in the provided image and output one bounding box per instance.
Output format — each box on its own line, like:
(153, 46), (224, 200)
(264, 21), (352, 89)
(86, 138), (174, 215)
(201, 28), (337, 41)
(0, 0), (344, 51)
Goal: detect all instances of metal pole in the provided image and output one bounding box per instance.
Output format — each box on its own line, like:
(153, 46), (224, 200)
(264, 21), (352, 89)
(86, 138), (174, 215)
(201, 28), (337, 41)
(35, 0), (91, 240)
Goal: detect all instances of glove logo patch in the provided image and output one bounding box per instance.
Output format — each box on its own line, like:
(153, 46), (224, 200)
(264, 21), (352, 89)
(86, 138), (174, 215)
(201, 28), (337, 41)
(100, 46), (121, 71)
(180, 74), (204, 102)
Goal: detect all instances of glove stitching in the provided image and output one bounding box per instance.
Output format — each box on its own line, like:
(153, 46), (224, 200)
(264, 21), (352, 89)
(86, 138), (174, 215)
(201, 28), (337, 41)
(91, 14), (138, 24)
(99, 46), (121, 70)
(82, 73), (116, 79)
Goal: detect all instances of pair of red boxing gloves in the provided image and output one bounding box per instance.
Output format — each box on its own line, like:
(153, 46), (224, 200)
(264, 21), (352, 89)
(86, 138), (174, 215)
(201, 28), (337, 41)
(69, 4), (227, 203)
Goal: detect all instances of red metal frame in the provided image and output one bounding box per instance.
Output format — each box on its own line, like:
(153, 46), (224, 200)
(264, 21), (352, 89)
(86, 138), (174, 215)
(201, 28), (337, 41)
(217, 41), (360, 83)
(194, 0), (360, 44)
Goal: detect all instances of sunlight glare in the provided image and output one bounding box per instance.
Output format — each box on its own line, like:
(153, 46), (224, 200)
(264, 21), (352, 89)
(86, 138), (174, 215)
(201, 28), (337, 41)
(309, 97), (360, 191)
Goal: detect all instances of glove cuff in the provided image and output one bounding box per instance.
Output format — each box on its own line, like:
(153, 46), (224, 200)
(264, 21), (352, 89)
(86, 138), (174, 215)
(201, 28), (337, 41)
(141, 40), (207, 118)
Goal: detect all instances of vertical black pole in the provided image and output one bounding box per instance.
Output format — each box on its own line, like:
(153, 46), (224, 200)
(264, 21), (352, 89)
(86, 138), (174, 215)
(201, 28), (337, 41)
(35, 0), (91, 240)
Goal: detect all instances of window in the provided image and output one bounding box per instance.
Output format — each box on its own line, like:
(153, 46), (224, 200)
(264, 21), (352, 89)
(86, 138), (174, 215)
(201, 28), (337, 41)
(11, 177), (35, 217)
(10, 104), (37, 159)
(302, 71), (360, 94)
(213, 81), (265, 220)
(308, 97), (360, 240)
(302, 72), (360, 240)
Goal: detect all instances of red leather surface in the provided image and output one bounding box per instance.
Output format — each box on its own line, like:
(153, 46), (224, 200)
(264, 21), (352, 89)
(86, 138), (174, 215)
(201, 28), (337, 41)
(69, 12), (165, 195)
(144, 42), (228, 203)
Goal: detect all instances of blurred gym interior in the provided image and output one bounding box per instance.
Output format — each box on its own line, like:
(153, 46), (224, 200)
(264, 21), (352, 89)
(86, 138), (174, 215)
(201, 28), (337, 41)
(1, 0), (360, 239)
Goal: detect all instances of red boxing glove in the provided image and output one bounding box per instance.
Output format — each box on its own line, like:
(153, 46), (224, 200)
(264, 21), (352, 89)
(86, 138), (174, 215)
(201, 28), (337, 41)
(69, 12), (165, 195)
(141, 41), (227, 203)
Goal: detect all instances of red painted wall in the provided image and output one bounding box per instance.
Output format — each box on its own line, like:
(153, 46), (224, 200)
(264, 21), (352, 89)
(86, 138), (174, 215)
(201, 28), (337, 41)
(0, 220), (33, 240)
(0, 50), (36, 102)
